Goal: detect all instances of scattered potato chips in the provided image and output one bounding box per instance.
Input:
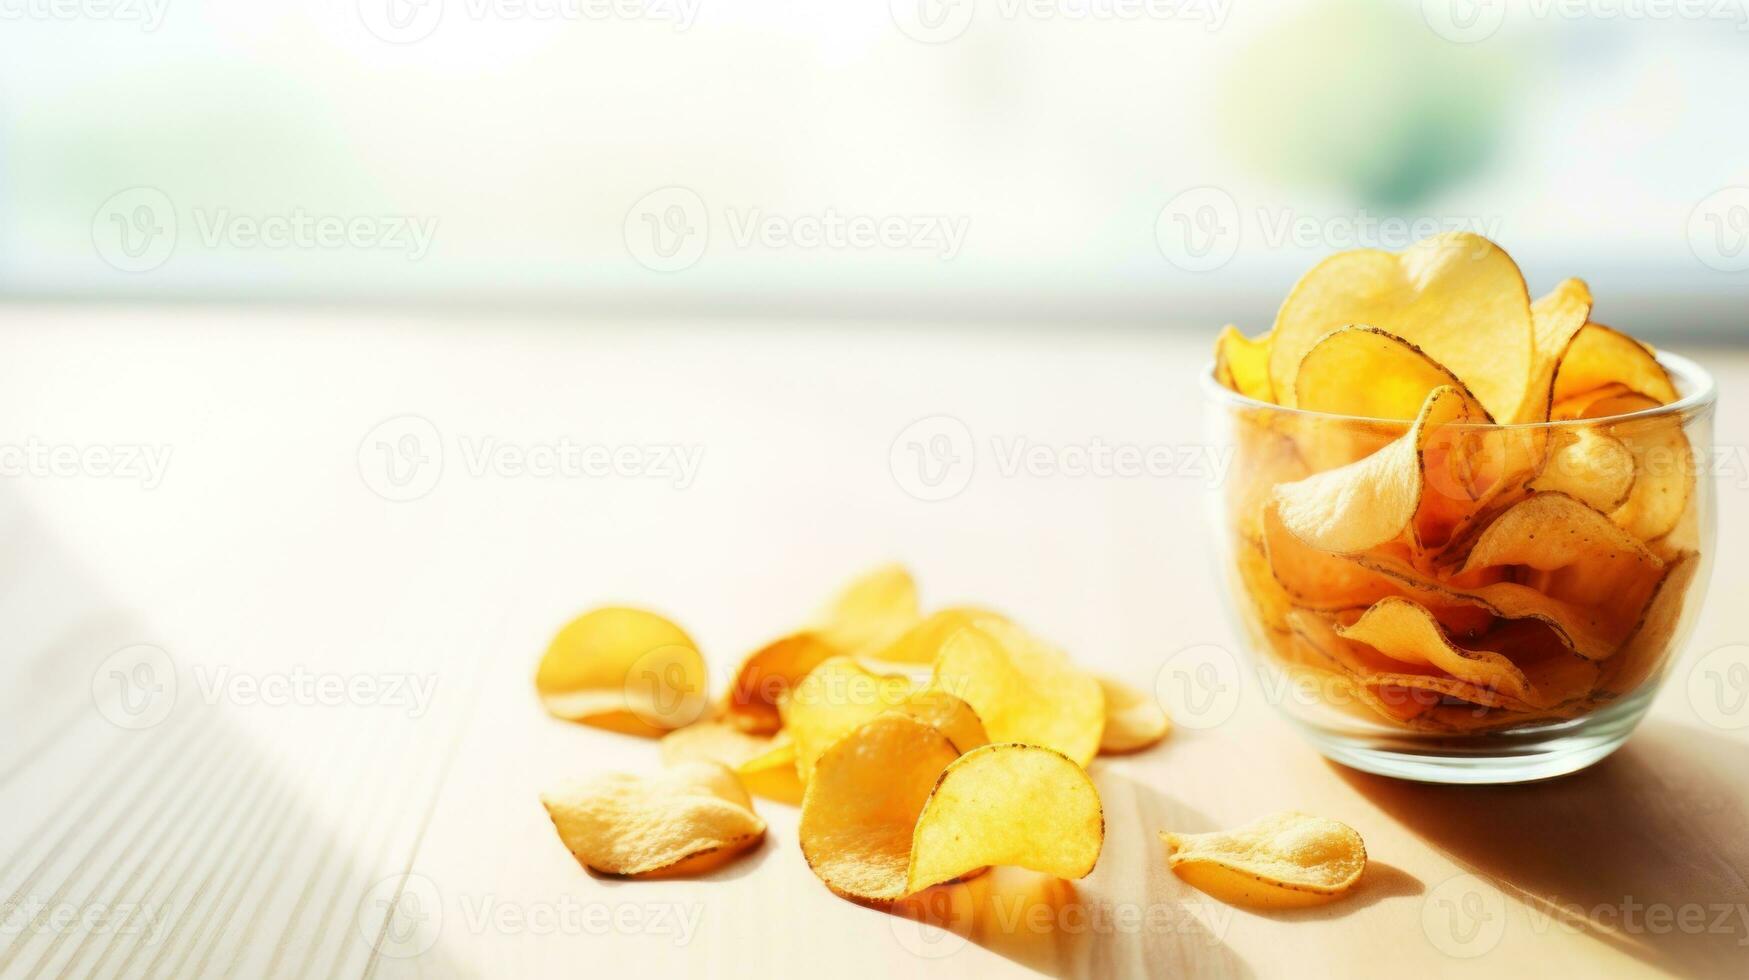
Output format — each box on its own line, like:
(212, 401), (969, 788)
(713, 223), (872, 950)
(537, 607), (710, 735)
(542, 762), (765, 877)
(1163, 812), (1366, 908)
(1214, 233), (1707, 732)
(782, 657), (916, 782)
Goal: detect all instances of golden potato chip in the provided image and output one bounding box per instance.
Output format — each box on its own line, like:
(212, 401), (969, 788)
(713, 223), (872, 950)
(1552, 322), (1678, 408)
(1214, 324), (1274, 402)
(1459, 491), (1664, 614)
(542, 762), (765, 877)
(809, 563), (922, 656)
(724, 632), (837, 734)
(1262, 502), (1402, 610)
(871, 607), (1006, 664)
(1598, 551), (1703, 697)
(798, 713), (963, 902)
(1096, 675), (1171, 754)
(537, 607), (710, 735)
(1335, 598), (1596, 709)
(931, 621), (1104, 766)
(1293, 326), (1486, 422)
(1267, 232), (1533, 420)
(887, 687), (989, 756)
(1163, 811), (1366, 908)
(1527, 426), (1635, 513)
(723, 565), (922, 733)
(1580, 392), (1694, 542)
(1271, 386), (1478, 556)
(906, 744), (1104, 894)
(782, 657), (916, 783)
(1287, 608), (1532, 711)
(1512, 278), (1593, 423)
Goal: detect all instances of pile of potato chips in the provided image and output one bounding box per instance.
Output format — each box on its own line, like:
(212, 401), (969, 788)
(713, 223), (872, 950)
(534, 566), (1171, 901)
(1214, 233), (1706, 732)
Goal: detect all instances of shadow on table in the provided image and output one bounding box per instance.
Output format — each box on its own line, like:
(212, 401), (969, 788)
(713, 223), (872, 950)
(881, 768), (1256, 979)
(1335, 719), (1749, 977)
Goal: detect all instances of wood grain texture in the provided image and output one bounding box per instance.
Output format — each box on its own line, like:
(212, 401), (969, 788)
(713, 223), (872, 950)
(0, 309), (1743, 979)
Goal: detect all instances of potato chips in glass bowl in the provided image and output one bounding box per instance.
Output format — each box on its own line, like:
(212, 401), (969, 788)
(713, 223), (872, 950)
(1204, 234), (1715, 783)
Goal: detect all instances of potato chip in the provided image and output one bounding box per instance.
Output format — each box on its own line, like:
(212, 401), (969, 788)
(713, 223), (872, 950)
(798, 713), (964, 902)
(1598, 551), (1703, 697)
(1267, 232), (1533, 420)
(1512, 278), (1593, 423)
(537, 607), (710, 735)
(1581, 392), (1694, 542)
(782, 657), (917, 782)
(1287, 608), (1533, 711)
(887, 687), (989, 756)
(1551, 322), (1678, 408)
(1096, 675), (1171, 754)
(1293, 326), (1486, 422)
(542, 762), (765, 877)
(1526, 426), (1635, 513)
(931, 621), (1104, 766)
(1271, 385), (1478, 556)
(723, 565), (922, 733)
(1214, 324), (1274, 402)
(906, 744), (1104, 894)
(1163, 811), (1366, 908)
(871, 607), (1006, 664)
(1459, 491), (1664, 615)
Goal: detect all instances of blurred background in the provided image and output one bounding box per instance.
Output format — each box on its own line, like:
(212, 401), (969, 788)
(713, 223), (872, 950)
(5, 0), (1749, 339)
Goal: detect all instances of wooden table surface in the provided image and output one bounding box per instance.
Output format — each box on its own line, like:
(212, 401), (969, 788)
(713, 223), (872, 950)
(0, 308), (1744, 980)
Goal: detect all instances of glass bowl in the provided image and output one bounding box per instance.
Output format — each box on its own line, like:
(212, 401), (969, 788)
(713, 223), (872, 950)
(1202, 352), (1716, 784)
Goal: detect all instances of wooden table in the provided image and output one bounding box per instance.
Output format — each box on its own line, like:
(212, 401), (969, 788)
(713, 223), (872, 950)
(0, 308), (1743, 979)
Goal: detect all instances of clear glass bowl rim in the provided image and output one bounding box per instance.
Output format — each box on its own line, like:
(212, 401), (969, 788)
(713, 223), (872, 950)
(1199, 349), (1716, 430)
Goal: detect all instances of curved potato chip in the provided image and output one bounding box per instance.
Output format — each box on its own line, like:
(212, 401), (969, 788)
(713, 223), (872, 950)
(1527, 426), (1635, 513)
(1272, 386), (1478, 556)
(1599, 551), (1703, 696)
(1214, 324), (1274, 402)
(1512, 278), (1594, 423)
(1096, 675), (1171, 754)
(1268, 232), (1533, 420)
(1581, 392), (1694, 542)
(783, 657), (916, 783)
(724, 632), (837, 734)
(798, 713), (963, 902)
(1459, 491), (1664, 613)
(537, 607), (710, 735)
(1335, 598), (1595, 709)
(542, 762), (765, 877)
(1293, 326), (1486, 422)
(906, 743), (1104, 894)
(809, 563), (922, 655)
(931, 621), (1104, 766)
(724, 565), (922, 733)
(1163, 811), (1366, 908)
(1552, 322), (1678, 408)
(889, 687), (989, 756)
(660, 723), (803, 803)
(1287, 608), (1533, 711)
(872, 607), (1006, 664)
